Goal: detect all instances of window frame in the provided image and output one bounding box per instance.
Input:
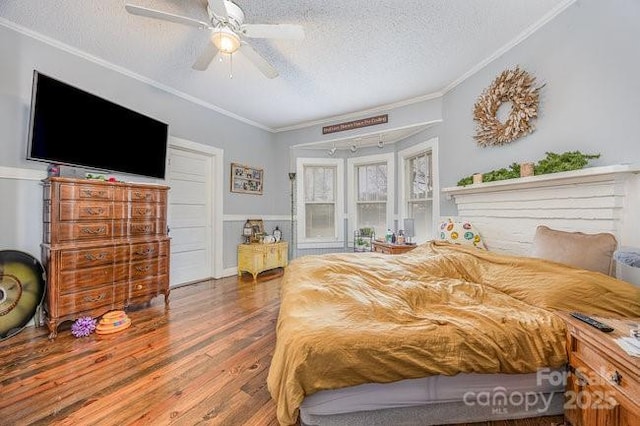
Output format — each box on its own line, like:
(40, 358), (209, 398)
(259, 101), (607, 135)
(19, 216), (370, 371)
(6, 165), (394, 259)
(347, 152), (395, 245)
(398, 138), (439, 243)
(296, 157), (345, 249)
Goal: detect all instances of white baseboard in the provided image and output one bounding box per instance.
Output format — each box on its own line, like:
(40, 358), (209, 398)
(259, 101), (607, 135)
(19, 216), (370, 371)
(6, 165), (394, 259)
(221, 267), (238, 278)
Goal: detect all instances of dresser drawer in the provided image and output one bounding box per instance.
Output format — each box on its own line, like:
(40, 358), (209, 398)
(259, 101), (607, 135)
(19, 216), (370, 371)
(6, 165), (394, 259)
(130, 203), (163, 220)
(58, 285), (126, 316)
(57, 222), (123, 242)
(60, 247), (119, 269)
(130, 242), (160, 260)
(130, 257), (168, 280)
(59, 264), (128, 293)
(129, 221), (160, 237)
(59, 183), (118, 201)
(130, 240), (169, 259)
(129, 188), (165, 203)
(129, 275), (166, 300)
(59, 201), (124, 221)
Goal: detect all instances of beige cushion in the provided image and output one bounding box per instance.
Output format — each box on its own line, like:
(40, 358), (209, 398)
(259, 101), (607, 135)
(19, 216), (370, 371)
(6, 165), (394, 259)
(530, 225), (618, 276)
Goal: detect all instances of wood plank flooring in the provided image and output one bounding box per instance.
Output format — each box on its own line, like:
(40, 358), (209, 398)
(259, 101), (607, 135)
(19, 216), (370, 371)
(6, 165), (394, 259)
(0, 270), (566, 426)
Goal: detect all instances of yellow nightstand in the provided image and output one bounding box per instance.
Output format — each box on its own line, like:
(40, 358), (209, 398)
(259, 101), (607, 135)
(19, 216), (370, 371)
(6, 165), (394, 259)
(238, 242), (288, 280)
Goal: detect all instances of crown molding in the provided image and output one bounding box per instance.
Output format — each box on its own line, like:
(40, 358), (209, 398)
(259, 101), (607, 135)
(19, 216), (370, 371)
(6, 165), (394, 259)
(1, 0), (576, 134)
(441, 0), (576, 94)
(275, 0), (577, 134)
(0, 18), (273, 132)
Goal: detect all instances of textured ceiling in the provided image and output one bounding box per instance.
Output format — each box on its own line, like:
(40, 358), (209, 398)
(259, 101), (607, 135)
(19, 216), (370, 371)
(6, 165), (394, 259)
(0, 0), (571, 131)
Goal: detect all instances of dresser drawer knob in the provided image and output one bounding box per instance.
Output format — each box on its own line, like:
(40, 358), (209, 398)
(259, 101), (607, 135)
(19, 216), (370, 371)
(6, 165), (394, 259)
(84, 293), (105, 303)
(81, 189), (107, 198)
(84, 253), (107, 261)
(84, 207), (105, 215)
(81, 227), (106, 235)
(134, 247), (155, 256)
(133, 225), (152, 233)
(610, 370), (622, 385)
(136, 284), (143, 290)
(133, 192), (153, 200)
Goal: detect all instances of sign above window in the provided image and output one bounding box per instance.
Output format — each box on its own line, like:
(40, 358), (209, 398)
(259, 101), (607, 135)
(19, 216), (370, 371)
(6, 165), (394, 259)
(322, 114), (388, 135)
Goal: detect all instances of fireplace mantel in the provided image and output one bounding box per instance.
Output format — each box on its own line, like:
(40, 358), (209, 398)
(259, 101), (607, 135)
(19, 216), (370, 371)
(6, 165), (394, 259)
(441, 164), (640, 256)
(442, 165), (639, 198)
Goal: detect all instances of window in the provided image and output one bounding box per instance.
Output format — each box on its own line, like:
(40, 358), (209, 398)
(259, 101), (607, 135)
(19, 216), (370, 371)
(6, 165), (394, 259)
(406, 152), (431, 239)
(304, 166), (335, 238)
(348, 153), (394, 241)
(399, 138), (439, 243)
(296, 158), (344, 248)
(356, 162), (387, 234)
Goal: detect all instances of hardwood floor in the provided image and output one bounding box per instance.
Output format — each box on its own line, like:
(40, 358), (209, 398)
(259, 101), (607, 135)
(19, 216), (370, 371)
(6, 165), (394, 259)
(0, 270), (565, 426)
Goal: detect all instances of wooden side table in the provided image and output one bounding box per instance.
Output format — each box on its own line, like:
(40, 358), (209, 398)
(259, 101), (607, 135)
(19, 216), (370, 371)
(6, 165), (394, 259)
(561, 313), (640, 425)
(371, 241), (417, 255)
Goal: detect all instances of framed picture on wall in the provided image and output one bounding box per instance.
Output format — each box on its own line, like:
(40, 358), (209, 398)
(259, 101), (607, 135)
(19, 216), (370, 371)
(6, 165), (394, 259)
(230, 163), (263, 195)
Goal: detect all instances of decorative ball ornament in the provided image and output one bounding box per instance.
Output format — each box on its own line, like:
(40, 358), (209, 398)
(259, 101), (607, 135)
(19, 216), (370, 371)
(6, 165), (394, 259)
(71, 316), (97, 338)
(473, 66), (542, 147)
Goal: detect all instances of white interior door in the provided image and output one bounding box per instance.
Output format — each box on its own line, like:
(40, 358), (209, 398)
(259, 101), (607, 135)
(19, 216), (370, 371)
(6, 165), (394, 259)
(167, 138), (223, 286)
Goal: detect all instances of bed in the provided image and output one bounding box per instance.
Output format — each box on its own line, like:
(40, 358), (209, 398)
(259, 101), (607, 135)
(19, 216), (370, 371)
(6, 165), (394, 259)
(266, 241), (640, 426)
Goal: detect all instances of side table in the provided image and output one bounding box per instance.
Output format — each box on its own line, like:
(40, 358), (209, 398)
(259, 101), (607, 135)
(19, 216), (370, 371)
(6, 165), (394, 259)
(371, 241), (417, 255)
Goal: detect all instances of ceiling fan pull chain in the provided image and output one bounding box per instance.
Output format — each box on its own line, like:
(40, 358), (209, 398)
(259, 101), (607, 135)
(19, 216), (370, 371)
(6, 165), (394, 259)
(229, 53), (233, 79)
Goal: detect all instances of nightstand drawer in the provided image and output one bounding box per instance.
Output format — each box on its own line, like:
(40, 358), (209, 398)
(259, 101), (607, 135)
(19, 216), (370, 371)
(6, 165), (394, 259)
(571, 341), (640, 404)
(562, 313), (640, 425)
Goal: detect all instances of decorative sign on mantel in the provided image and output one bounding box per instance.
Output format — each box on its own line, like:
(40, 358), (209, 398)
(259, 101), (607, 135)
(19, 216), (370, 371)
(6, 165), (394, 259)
(322, 114), (388, 135)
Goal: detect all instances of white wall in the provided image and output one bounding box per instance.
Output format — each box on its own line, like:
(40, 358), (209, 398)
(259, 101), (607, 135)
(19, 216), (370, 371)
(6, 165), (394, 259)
(439, 0), (640, 215)
(3, 1), (640, 272)
(0, 22), (286, 270)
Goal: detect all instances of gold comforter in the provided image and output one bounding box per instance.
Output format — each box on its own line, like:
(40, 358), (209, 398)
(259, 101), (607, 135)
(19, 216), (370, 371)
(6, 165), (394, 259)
(267, 241), (640, 425)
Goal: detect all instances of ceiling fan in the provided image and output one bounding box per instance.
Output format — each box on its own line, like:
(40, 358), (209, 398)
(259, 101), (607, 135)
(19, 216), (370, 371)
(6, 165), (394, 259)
(125, 0), (304, 78)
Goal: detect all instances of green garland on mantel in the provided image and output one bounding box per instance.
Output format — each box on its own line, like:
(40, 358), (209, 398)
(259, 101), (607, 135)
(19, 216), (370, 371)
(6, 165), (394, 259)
(457, 151), (600, 186)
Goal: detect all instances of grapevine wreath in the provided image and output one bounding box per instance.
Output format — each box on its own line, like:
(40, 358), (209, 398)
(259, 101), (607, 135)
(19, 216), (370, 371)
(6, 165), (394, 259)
(473, 66), (542, 147)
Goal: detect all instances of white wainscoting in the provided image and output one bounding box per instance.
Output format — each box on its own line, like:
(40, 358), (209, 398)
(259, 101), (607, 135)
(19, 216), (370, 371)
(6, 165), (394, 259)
(442, 165), (640, 256)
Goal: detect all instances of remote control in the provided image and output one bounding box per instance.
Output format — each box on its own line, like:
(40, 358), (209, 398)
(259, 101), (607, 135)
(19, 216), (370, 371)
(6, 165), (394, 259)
(570, 312), (614, 332)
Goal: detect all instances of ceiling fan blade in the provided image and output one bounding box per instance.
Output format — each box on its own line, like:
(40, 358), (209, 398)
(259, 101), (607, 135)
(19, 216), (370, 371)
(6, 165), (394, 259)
(207, 0), (229, 20)
(192, 42), (219, 71)
(239, 42), (278, 79)
(125, 4), (211, 29)
(241, 24), (304, 40)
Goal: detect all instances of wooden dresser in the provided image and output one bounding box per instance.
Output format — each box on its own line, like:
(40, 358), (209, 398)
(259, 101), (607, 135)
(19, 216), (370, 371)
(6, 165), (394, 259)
(237, 242), (288, 280)
(563, 314), (640, 425)
(371, 241), (417, 255)
(41, 177), (170, 338)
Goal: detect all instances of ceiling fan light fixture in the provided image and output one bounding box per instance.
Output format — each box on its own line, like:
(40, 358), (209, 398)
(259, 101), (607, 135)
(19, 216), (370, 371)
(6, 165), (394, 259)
(211, 28), (241, 53)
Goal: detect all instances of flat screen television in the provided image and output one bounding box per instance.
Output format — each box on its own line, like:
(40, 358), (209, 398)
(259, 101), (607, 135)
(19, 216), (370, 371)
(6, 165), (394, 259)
(27, 71), (168, 179)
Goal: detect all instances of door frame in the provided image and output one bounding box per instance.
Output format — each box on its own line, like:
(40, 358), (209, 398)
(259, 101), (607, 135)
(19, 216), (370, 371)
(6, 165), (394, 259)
(168, 136), (224, 280)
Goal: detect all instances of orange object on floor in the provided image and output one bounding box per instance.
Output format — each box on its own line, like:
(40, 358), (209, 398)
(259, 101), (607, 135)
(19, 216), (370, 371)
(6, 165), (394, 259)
(95, 311), (131, 335)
